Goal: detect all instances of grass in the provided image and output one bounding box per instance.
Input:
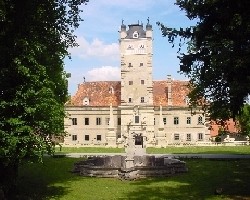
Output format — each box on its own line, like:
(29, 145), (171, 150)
(16, 157), (250, 200)
(54, 146), (250, 155)
(55, 147), (125, 153)
(147, 146), (250, 154)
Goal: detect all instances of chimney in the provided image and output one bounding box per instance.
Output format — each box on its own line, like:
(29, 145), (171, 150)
(167, 75), (172, 106)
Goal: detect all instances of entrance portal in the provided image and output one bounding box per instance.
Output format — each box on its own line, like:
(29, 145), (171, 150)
(134, 134), (143, 147)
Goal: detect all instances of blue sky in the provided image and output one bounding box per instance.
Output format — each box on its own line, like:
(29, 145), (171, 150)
(65, 0), (197, 95)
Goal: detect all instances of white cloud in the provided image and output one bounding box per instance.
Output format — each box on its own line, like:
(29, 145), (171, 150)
(69, 36), (119, 60)
(86, 66), (120, 81)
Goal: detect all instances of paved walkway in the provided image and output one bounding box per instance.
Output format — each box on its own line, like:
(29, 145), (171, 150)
(54, 152), (250, 159)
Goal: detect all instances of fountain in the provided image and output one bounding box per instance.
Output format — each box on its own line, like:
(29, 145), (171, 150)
(72, 132), (188, 180)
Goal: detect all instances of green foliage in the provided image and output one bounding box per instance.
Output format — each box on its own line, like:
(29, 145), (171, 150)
(0, 0), (89, 197)
(237, 104), (250, 135)
(157, 0), (250, 119)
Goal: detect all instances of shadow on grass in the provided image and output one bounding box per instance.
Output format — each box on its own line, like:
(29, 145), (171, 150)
(15, 158), (250, 200)
(123, 159), (250, 200)
(15, 157), (82, 200)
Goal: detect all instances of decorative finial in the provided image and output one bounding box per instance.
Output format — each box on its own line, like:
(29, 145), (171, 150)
(147, 17), (150, 24)
(83, 76), (85, 83)
(122, 19), (124, 25)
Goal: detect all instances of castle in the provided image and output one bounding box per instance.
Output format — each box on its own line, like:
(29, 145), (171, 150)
(64, 21), (210, 147)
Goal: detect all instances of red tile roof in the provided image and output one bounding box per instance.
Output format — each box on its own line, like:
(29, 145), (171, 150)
(67, 80), (190, 107)
(210, 119), (239, 137)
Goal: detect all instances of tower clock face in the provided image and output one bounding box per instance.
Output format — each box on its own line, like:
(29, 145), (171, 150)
(133, 31), (139, 38)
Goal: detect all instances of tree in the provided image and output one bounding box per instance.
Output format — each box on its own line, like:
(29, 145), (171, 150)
(237, 104), (250, 135)
(0, 0), (88, 198)
(157, 0), (250, 119)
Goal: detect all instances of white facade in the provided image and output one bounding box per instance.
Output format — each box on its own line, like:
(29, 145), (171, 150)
(64, 22), (210, 147)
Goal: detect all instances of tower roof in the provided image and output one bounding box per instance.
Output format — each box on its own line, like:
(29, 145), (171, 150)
(126, 24), (146, 39)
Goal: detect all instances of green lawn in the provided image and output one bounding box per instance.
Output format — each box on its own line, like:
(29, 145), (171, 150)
(16, 157), (250, 200)
(55, 146), (250, 154)
(147, 146), (250, 154)
(55, 146), (125, 153)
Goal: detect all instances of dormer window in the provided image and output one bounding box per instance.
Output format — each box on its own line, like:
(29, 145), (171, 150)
(109, 86), (114, 94)
(185, 96), (190, 105)
(83, 97), (89, 106)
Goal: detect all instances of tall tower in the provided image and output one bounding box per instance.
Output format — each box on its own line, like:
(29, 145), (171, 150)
(119, 20), (155, 146)
(120, 21), (153, 105)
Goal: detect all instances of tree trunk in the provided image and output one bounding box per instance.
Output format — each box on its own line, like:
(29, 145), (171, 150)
(0, 162), (19, 200)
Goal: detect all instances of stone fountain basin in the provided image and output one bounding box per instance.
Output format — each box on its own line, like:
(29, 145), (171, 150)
(73, 155), (188, 179)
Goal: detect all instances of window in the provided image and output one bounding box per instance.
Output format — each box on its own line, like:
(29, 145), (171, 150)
(141, 97), (144, 103)
(187, 117), (191, 124)
(97, 135), (102, 141)
(117, 117), (121, 125)
(109, 86), (114, 94)
(198, 133), (203, 140)
(96, 117), (101, 125)
(140, 62), (143, 67)
(163, 117), (167, 125)
(72, 135), (77, 141)
(141, 80), (145, 85)
(174, 134), (180, 140)
(128, 98), (132, 103)
(174, 117), (179, 125)
(85, 118), (89, 125)
(139, 44), (144, 48)
(83, 97), (89, 106)
(198, 116), (203, 125)
(154, 118), (155, 125)
(128, 63), (133, 67)
(105, 118), (110, 125)
(85, 135), (89, 141)
(129, 81), (133, 85)
(135, 116), (139, 123)
(186, 133), (191, 141)
(72, 118), (77, 125)
(185, 96), (190, 105)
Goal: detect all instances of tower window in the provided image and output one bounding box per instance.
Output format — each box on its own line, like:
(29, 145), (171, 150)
(129, 81), (133, 85)
(140, 63), (143, 67)
(141, 97), (145, 103)
(141, 80), (145, 85)
(128, 63), (133, 67)
(128, 98), (132, 103)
